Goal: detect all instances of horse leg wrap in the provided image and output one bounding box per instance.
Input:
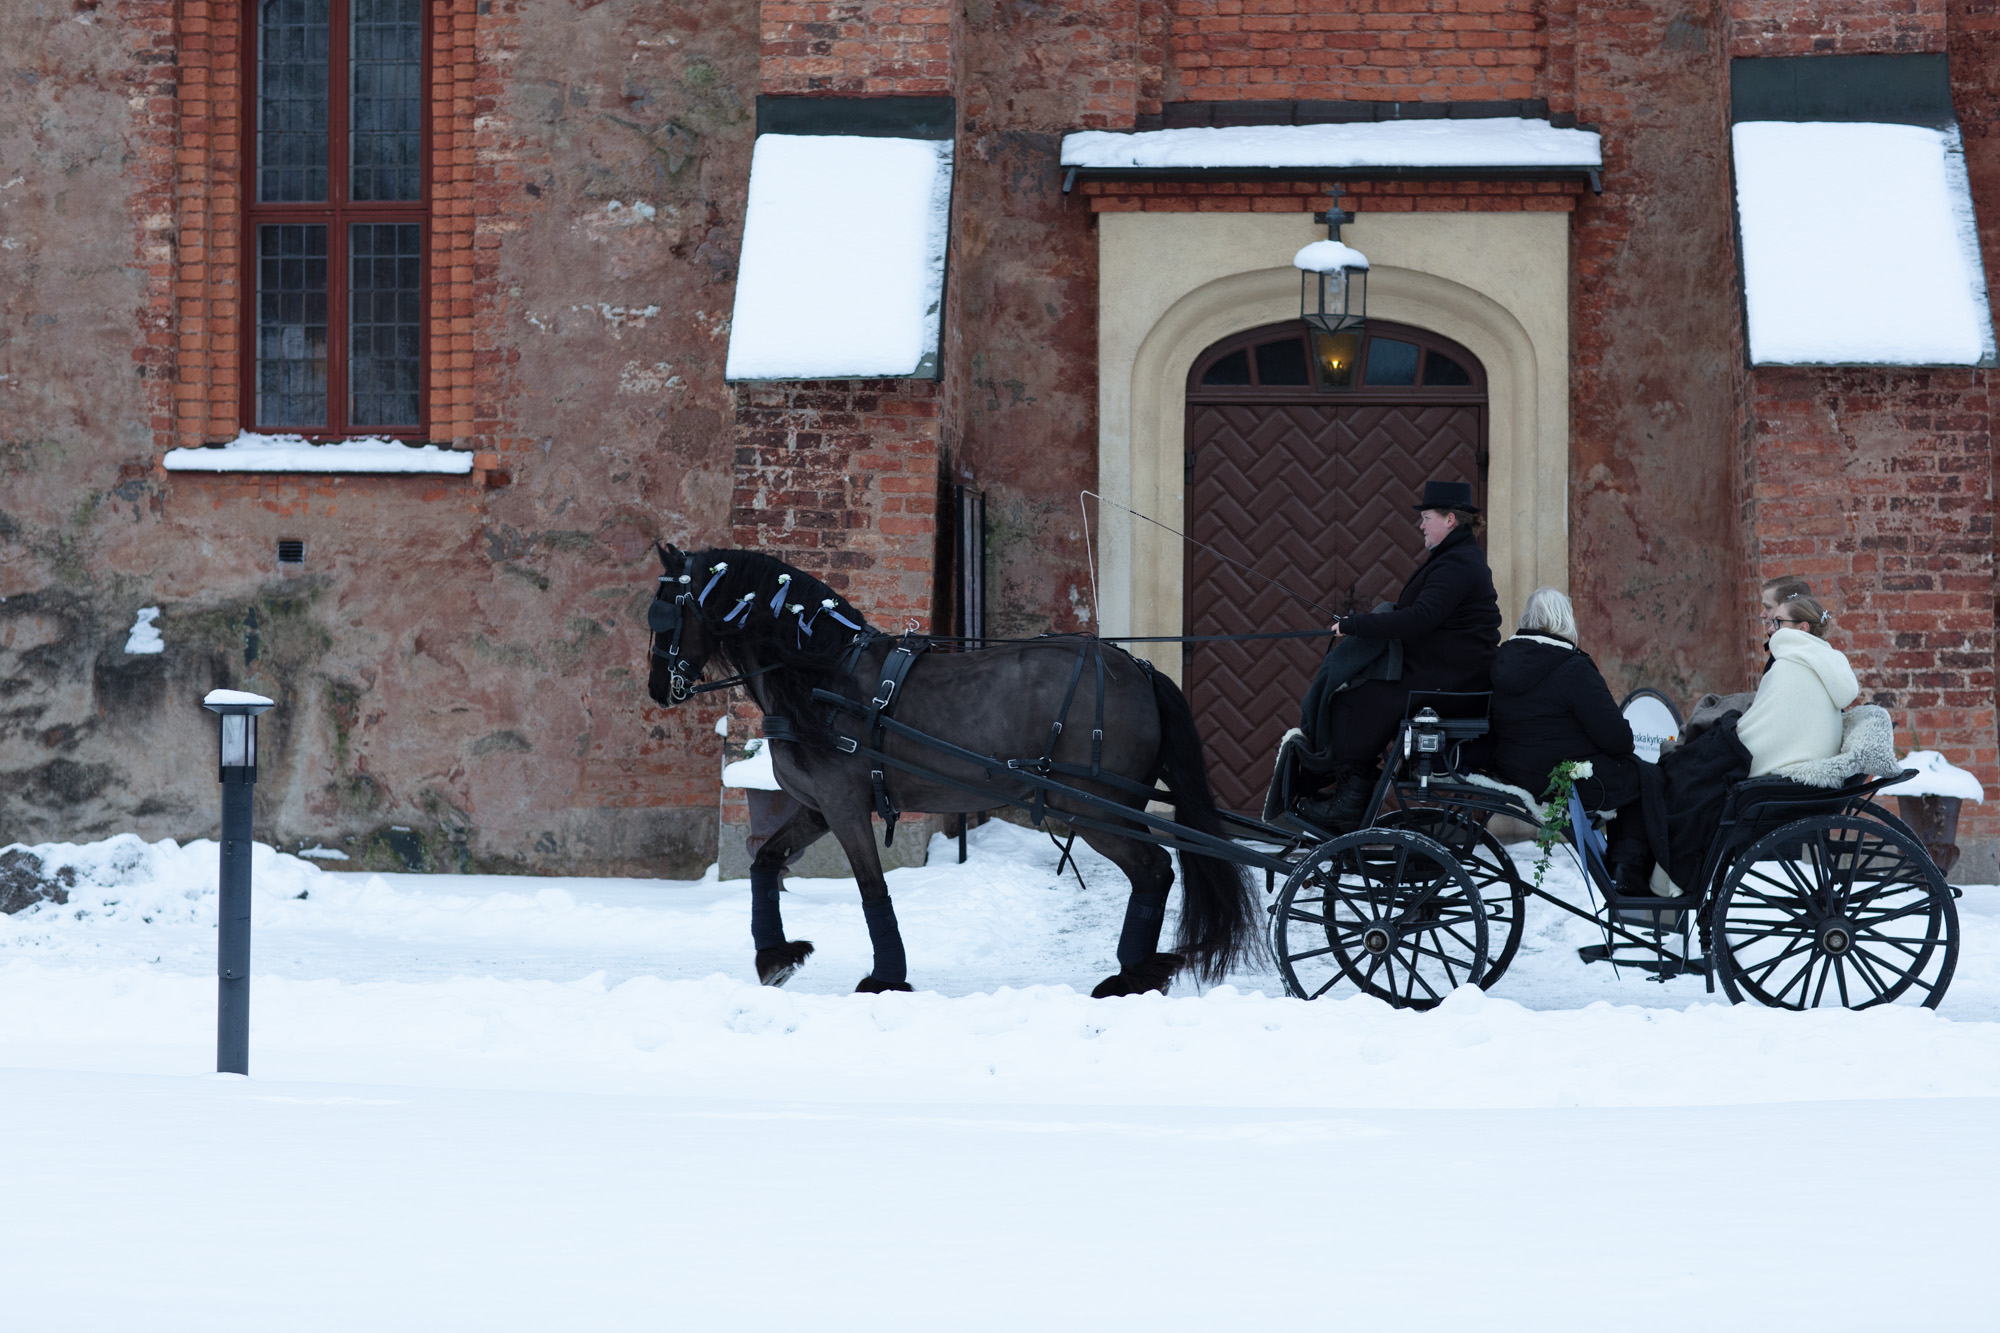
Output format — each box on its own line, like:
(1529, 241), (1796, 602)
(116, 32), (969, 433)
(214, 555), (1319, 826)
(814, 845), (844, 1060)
(1115, 887), (1171, 971)
(750, 863), (787, 951)
(860, 894), (909, 985)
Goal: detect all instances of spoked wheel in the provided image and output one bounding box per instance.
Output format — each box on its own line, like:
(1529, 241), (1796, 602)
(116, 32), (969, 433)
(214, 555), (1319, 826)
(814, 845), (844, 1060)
(1272, 828), (1489, 1010)
(1378, 806), (1527, 989)
(1712, 814), (1957, 1009)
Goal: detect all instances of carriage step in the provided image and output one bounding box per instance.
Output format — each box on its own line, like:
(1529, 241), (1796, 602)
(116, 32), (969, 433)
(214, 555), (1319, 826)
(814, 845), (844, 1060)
(1576, 944), (1707, 980)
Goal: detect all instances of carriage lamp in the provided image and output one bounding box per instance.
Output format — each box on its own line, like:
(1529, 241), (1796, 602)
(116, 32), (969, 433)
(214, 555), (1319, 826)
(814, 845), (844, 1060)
(202, 688), (274, 1076)
(1297, 189), (1369, 391)
(1407, 707), (1445, 789)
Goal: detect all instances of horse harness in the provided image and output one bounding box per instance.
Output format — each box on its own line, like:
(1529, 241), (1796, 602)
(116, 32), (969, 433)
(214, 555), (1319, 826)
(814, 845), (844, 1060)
(769, 633), (1112, 846)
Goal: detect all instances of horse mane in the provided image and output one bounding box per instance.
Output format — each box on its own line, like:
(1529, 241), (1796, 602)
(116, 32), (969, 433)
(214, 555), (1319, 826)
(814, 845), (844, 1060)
(686, 547), (876, 745)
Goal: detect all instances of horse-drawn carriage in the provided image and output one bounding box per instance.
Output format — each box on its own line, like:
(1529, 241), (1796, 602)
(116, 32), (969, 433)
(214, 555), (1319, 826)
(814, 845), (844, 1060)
(647, 544), (1961, 1011)
(1263, 694), (1961, 1011)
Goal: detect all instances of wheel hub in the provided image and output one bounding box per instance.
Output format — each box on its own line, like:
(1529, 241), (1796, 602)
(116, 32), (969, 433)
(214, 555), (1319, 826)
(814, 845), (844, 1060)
(1819, 918), (1855, 956)
(1362, 925), (1395, 956)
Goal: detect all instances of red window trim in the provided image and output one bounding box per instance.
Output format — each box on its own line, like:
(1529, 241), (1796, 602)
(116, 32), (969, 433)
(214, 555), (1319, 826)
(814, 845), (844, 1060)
(240, 0), (432, 441)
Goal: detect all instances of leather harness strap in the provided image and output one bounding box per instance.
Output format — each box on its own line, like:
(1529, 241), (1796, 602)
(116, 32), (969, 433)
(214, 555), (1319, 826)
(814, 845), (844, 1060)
(852, 634), (929, 845)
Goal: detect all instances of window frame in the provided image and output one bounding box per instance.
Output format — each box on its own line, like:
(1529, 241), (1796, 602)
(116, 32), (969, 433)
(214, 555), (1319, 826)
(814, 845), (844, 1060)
(1187, 320), (1488, 402)
(240, 0), (432, 440)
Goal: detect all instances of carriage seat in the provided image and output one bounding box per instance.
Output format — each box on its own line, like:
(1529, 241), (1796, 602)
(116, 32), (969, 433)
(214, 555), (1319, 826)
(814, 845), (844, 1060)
(1454, 771), (1619, 826)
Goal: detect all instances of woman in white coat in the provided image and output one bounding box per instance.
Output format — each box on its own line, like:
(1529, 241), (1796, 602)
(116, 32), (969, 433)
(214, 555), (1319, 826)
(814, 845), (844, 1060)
(1735, 592), (1858, 776)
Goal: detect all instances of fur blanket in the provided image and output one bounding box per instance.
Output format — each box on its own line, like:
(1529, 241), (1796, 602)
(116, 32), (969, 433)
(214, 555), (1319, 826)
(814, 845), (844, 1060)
(1769, 703), (1898, 788)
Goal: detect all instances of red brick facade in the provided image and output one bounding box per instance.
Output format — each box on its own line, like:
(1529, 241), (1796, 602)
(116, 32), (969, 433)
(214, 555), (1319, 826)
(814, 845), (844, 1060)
(730, 381), (941, 625)
(5, 0), (1998, 875)
(1170, 0), (1549, 102)
(1746, 371), (1996, 787)
(1080, 177), (1584, 213)
(761, 1), (955, 95)
(1727, 0), (1948, 55)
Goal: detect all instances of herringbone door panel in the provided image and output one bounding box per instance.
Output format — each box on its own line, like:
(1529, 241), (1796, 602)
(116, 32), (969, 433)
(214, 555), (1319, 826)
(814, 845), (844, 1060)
(1187, 401), (1482, 812)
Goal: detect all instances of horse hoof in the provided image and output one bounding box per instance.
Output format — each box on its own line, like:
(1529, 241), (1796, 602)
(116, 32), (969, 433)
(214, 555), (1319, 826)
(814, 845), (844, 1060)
(1090, 952), (1185, 998)
(855, 976), (914, 994)
(756, 940), (815, 988)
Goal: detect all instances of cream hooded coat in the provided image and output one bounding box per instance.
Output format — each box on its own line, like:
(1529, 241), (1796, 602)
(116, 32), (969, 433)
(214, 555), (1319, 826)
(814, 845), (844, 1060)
(1735, 628), (1860, 777)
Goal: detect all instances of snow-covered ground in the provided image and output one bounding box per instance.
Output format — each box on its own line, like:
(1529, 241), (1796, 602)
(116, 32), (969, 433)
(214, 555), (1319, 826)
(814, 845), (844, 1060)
(5, 822), (1999, 1329)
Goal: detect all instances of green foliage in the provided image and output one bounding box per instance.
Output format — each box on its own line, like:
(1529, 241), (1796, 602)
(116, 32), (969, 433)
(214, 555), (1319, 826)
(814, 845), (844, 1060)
(1529, 759), (1592, 892)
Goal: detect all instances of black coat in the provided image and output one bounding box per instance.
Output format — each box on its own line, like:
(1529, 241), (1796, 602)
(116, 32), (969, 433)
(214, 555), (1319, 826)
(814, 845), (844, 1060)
(1339, 525), (1501, 691)
(1489, 633), (1639, 803)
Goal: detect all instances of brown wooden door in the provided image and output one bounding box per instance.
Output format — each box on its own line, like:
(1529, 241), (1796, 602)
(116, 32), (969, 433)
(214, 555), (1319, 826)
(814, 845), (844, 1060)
(1185, 322), (1486, 814)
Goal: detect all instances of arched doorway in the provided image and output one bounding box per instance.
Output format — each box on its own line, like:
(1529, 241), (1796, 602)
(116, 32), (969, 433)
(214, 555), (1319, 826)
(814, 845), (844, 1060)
(1184, 319), (1488, 813)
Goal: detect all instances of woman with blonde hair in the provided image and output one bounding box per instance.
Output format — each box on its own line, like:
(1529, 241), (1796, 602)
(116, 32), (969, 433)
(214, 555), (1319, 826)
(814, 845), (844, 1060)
(1736, 590), (1856, 776)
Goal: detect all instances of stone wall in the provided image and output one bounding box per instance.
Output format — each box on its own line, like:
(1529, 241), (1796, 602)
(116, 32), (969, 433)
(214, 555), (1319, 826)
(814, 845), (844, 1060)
(0, 0), (760, 875)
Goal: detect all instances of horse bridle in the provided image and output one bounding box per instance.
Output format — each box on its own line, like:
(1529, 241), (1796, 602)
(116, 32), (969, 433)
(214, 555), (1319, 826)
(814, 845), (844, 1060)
(648, 555), (703, 704)
(648, 553), (782, 704)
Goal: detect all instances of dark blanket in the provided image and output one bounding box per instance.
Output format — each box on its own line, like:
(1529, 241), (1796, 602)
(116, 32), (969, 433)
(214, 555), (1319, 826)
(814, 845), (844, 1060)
(1261, 616), (1403, 820)
(1654, 711), (1752, 893)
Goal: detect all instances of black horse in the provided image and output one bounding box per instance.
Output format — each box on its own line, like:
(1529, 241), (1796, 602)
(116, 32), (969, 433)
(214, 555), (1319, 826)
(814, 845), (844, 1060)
(645, 544), (1258, 996)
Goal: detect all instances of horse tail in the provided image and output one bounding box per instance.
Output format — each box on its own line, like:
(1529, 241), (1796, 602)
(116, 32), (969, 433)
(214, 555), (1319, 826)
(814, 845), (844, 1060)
(1144, 664), (1259, 982)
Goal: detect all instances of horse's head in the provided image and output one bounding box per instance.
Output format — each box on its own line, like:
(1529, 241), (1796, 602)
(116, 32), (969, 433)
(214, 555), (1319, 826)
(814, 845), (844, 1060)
(646, 542), (711, 707)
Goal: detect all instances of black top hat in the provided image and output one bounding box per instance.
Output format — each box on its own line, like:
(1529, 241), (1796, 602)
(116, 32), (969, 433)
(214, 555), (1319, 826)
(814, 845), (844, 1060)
(1412, 480), (1479, 513)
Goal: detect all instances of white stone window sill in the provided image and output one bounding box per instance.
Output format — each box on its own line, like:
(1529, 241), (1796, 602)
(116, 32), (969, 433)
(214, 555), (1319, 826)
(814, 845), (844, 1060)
(162, 431), (475, 475)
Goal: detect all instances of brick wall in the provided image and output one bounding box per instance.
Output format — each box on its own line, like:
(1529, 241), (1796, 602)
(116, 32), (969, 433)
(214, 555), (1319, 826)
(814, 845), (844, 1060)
(1745, 369), (1998, 844)
(1727, 0), (1947, 56)
(1078, 177), (1584, 213)
(731, 381), (941, 628)
(1168, 0), (1549, 104)
(760, 1), (953, 95)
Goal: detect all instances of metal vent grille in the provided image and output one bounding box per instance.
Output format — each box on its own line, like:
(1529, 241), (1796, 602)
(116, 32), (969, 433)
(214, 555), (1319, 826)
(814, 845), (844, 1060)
(277, 540), (306, 565)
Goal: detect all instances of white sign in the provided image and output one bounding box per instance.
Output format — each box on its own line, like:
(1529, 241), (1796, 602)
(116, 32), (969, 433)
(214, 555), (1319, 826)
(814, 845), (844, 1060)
(1624, 695), (1679, 765)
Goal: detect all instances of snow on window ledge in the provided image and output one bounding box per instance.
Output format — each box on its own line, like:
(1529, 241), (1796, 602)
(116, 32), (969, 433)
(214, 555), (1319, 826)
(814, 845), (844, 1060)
(162, 430), (477, 475)
(1733, 121), (1997, 367)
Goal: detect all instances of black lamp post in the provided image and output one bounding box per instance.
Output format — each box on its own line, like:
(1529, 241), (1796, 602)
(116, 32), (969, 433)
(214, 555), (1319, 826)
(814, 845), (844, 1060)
(1297, 186), (1369, 390)
(203, 688), (274, 1076)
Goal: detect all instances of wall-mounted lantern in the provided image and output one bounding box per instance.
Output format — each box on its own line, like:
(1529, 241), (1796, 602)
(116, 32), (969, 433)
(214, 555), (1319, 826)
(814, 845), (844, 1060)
(1296, 188), (1369, 390)
(203, 687), (274, 1076)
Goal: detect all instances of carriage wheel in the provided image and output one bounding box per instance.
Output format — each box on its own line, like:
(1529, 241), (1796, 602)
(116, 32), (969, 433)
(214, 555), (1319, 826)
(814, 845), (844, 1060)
(1377, 807), (1527, 989)
(1272, 828), (1489, 1010)
(1712, 814), (1957, 1010)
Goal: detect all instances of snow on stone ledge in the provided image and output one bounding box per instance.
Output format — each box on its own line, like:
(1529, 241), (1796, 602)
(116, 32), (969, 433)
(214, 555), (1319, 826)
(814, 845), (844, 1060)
(722, 739), (782, 791)
(725, 135), (954, 381)
(1060, 118), (1603, 171)
(123, 607), (163, 655)
(1732, 122), (1997, 367)
(163, 430), (475, 474)
(1881, 750), (1986, 802)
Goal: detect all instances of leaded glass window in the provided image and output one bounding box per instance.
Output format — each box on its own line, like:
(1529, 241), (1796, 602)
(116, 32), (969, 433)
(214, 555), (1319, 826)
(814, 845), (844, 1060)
(247, 0), (427, 436)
